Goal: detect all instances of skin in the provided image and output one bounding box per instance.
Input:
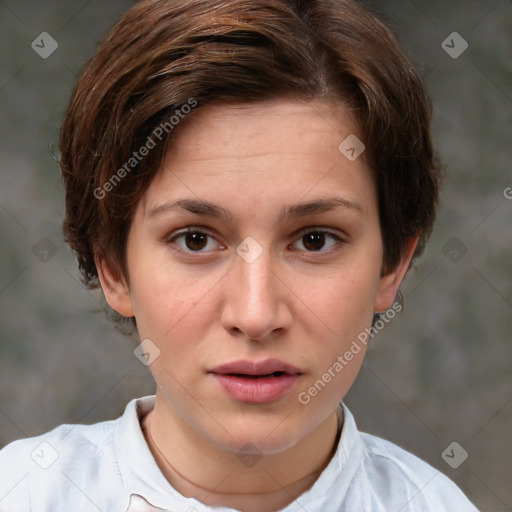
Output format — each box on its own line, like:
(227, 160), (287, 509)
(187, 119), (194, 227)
(97, 98), (417, 512)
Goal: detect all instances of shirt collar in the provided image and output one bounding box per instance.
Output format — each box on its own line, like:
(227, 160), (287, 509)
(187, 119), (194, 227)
(114, 396), (363, 511)
(114, 395), (198, 510)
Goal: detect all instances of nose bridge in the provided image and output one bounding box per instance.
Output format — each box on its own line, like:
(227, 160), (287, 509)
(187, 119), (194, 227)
(236, 239), (276, 311)
(222, 237), (288, 340)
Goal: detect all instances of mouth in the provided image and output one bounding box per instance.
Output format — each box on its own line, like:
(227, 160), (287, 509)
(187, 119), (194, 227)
(222, 371), (290, 379)
(208, 359), (302, 404)
(209, 358), (302, 377)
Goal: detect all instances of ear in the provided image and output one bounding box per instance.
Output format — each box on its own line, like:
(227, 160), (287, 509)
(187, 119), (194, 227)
(95, 255), (135, 318)
(374, 237), (419, 312)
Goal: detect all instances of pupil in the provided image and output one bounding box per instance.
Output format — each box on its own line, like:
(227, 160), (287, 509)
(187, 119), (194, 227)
(184, 233), (327, 252)
(303, 232), (325, 251)
(186, 232), (208, 251)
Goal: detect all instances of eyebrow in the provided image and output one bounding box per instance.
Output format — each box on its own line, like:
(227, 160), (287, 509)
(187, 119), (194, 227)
(146, 196), (364, 222)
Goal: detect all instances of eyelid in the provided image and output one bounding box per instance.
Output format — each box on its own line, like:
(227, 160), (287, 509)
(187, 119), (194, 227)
(289, 228), (347, 253)
(293, 226), (348, 242)
(166, 225), (348, 255)
(166, 227), (224, 253)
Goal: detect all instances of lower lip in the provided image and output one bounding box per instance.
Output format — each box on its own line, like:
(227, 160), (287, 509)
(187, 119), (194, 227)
(211, 373), (301, 404)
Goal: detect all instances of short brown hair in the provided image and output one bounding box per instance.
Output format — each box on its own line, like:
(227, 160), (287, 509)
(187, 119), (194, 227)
(59, 0), (441, 322)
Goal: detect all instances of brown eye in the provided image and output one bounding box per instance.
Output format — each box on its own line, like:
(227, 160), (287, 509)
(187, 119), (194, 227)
(302, 232), (327, 251)
(168, 229), (222, 253)
(184, 232), (208, 251)
(291, 230), (344, 253)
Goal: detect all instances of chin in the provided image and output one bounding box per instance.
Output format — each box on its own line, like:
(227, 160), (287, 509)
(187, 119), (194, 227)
(209, 411), (305, 455)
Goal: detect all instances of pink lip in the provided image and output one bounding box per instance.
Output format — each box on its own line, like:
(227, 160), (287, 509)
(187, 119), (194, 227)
(210, 359), (302, 376)
(209, 359), (302, 404)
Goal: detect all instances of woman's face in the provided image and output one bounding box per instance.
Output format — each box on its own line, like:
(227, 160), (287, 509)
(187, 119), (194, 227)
(101, 98), (412, 455)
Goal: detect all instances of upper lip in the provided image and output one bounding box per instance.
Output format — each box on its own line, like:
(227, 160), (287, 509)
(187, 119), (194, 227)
(209, 359), (302, 376)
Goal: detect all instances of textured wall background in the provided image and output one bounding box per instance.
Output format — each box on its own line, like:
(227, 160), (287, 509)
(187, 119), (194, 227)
(0, 1), (510, 511)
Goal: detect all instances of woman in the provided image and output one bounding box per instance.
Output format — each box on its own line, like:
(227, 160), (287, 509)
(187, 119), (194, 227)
(0, 1), (479, 510)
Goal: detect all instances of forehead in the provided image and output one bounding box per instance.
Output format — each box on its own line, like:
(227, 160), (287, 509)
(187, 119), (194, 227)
(139, 98), (375, 221)
(165, 99), (358, 162)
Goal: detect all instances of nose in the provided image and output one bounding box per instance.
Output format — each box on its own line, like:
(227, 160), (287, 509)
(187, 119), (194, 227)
(220, 242), (293, 343)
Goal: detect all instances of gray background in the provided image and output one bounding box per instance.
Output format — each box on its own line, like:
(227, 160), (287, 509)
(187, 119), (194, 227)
(0, 1), (510, 511)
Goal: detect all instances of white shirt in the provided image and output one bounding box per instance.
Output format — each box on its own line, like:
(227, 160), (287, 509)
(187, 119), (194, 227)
(0, 395), (479, 512)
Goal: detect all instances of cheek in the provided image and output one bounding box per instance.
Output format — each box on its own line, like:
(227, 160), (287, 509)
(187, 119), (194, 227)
(292, 264), (378, 337)
(132, 276), (214, 391)
(128, 250), (218, 341)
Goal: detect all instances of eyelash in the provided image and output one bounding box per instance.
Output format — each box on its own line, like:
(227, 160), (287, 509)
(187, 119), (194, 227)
(166, 227), (346, 256)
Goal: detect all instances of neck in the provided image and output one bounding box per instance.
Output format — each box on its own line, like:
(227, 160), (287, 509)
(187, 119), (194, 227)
(142, 394), (342, 512)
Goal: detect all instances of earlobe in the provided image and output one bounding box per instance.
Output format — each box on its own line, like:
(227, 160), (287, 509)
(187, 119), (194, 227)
(95, 255), (135, 318)
(374, 237), (419, 313)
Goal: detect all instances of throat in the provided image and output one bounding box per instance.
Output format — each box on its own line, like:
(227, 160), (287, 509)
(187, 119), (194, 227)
(140, 405), (342, 512)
